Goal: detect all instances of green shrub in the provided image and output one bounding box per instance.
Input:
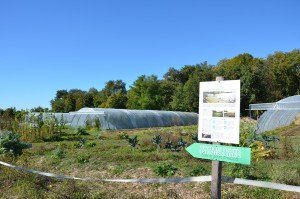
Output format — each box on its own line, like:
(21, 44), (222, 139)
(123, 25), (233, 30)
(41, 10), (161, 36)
(73, 142), (81, 148)
(163, 138), (187, 152)
(239, 120), (256, 147)
(94, 117), (101, 130)
(127, 135), (139, 151)
(86, 142), (96, 148)
(42, 133), (63, 142)
(118, 132), (129, 140)
(78, 138), (86, 148)
(85, 118), (93, 130)
(164, 140), (173, 150)
(77, 156), (89, 163)
(76, 127), (88, 135)
(58, 142), (68, 149)
(172, 138), (187, 152)
(96, 133), (102, 140)
(51, 147), (65, 159)
(152, 135), (163, 150)
(0, 131), (29, 156)
(154, 163), (178, 177)
(190, 166), (209, 176)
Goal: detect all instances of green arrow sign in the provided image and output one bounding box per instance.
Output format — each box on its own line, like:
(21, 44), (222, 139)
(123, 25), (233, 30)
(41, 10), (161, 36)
(186, 143), (251, 165)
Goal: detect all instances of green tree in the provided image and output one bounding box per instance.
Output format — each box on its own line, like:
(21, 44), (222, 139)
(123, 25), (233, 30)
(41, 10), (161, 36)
(188, 63), (214, 112)
(95, 80), (127, 108)
(215, 53), (266, 114)
(173, 62), (214, 112)
(159, 80), (177, 110)
(105, 91), (128, 109)
(84, 93), (94, 108)
(30, 106), (44, 112)
(68, 89), (85, 111)
(51, 99), (65, 112)
(163, 66), (196, 84)
(51, 90), (69, 112)
(127, 75), (162, 110)
(240, 58), (267, 107)
(0, 131), (29, 156)
(170, 83), (189, 111)
(266, 49), (300, 101)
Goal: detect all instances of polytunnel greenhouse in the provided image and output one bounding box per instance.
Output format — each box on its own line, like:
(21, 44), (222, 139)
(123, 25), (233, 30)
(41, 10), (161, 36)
(31, 108), (198, 130)
(250, 95), (300, 133)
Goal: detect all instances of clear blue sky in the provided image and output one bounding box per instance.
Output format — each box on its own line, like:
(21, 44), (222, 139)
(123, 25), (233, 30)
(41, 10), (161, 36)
(1, 0), (299, 110)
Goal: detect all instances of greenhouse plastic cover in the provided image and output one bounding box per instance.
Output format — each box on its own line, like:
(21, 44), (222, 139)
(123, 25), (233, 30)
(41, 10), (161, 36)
(254, 95), (300, 133)
(31, 108), (198, 130)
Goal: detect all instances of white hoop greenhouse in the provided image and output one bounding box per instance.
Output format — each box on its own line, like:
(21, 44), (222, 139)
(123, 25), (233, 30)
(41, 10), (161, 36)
(31, 108), (198, 130)
(249, 95), (300, 133)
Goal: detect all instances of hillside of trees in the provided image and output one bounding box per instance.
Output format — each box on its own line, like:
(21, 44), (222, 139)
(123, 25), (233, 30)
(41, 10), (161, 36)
(1, 49), (299, 118)
(49, 49), (300, 115)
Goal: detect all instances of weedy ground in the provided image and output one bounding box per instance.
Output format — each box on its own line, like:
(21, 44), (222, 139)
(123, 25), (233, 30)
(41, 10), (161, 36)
(0, 122), (299, 198)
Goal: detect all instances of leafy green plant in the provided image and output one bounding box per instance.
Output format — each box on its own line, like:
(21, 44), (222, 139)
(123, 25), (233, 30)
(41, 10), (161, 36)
(118, 132), (129, 140)
(79, 138), (86, 148)
(240, 120), (256, 147)
(85, 117), (94, 130)
(172, 138), (187, 152)
(58, 142), (67, 149)
(164, 138), (187, 152)
(96, 133), (102, 140)
(250, 141), (275, 161)
(51, 147), (65, 159)
(248, 133), (280, 149)
(164, 140), (173, 150)
(0, 131), (29, 156)
(260, 134), (280, 149)
(127, 135), (139, 151)
(240, 121), (277, 161)
(152, 135), (163, 150)
(73, 142), (81, 148)
(190, 166), (209, 176)
(86, 142), (96, 148)
(58, 113), (66, 132)
(76, 127), (88, 135)
(94, 117), (101, 130)
(77, 156), (89, 163)
(36, 112), (44, 130)
(154, 163), (178, 177)
(192, 133), (199, 143)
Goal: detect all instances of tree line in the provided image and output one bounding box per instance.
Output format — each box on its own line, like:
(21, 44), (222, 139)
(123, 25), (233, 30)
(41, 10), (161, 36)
(1, 49), (299, 118)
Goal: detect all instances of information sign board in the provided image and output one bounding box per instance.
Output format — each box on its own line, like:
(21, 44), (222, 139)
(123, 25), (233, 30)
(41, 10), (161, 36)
(198, 80), (240, 144)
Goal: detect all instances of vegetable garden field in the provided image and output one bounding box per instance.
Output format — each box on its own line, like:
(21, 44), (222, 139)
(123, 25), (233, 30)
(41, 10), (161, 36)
(0, 119), (300, 198)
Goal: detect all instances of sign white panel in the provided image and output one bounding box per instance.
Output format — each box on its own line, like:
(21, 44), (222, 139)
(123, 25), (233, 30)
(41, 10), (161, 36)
(198, 80), (240, 144)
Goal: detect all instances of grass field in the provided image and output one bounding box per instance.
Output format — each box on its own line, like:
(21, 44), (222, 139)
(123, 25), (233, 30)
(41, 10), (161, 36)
(0, 122), (300, 198)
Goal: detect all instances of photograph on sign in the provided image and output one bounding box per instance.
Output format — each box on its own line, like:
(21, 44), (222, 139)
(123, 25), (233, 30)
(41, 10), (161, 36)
(198, 80), (240, 144)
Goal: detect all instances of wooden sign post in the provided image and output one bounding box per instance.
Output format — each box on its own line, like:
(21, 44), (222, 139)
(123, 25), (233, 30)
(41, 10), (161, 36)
(211, 77), (224, 199)
(212, 77), (223, 199)
(211, 143), (222, 199)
